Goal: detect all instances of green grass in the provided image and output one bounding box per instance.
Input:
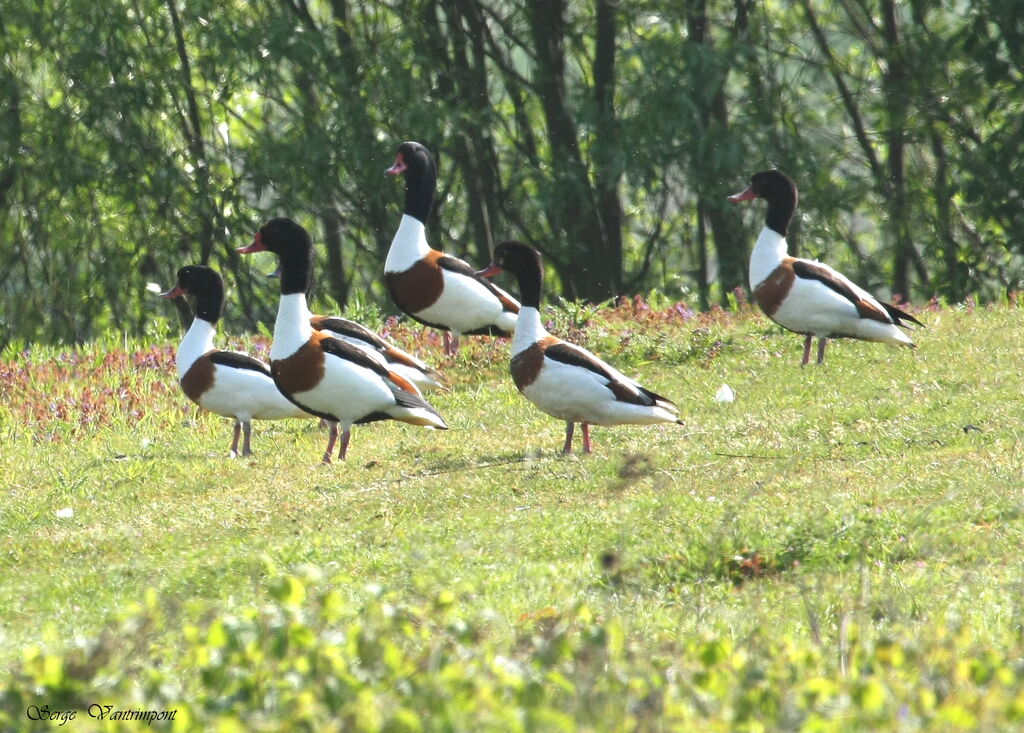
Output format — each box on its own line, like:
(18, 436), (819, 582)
(3, 300), (1024, 730)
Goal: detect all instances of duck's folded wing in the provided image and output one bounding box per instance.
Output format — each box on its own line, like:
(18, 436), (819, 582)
(543, 342), (667, 407)
(313, 316), (387, 348)
(319, 336), (393, 376)
(319, 336), (423, 398)
(792, 260), (894, 324)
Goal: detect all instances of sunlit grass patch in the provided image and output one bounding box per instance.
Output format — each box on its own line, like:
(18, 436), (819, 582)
(2, 299), (1024, 729)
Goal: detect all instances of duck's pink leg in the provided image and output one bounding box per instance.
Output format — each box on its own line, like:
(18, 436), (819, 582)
(337, 429), (352, 461)
(582, 423), (592, 454)
(563, 421), (575, 454)
(241, 421), (253, 457)
(801, 335), (813, 366)
(443, 331), (460, 355)
(322, 422), (339, 464)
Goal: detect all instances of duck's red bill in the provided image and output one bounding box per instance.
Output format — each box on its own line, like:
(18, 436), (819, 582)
(159, 285), (185, 298)
(727, 186), (756, 202)
(237, 231), (266, 253)
(385, 153), (407, 176)
(475, 264), (502, 278)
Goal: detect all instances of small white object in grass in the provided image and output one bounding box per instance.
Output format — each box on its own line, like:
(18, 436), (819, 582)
(145, 282), (163, 294)
(56, 507), (74, 519)
(714, 384), (735, 403)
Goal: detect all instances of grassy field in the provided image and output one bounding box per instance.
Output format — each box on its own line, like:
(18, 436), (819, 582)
(2, 298), (1024, 731)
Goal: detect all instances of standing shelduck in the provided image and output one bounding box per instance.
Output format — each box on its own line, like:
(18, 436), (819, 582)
(478, 241), (682, 454)
(238, 217), (448, 463)
(160, 265), (311, 457)
(385, 141), (520, 355)
(729, 169), (923, 365)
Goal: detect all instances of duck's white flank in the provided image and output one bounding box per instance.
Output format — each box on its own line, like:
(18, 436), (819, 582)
(271, 294), (444, 432)
(388, 218), (518, 335)
(317, 326), (437, 394)
(293, 354), (420, 430)
(425, 276), (518, 336)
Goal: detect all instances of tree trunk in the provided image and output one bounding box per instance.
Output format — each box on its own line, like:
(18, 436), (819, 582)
(929, 127), (967, 301)
(696, 202), (710, 311)
(592, 0), (624, 294)
(320, 208), (348, 308)
(527, 0), (622, 301)
(686, 0), (747, 304)
(421, 0), (504, 266)
(0, 47), (19, 210)
(166, 0), (216, 265)
(881, 0), (914, 299)
(326, 0), (392, 261)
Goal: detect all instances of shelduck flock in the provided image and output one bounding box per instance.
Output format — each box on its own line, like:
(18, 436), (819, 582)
(161, 144), (922, 462)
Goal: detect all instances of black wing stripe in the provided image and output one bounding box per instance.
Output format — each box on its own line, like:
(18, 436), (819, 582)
(209, 351), (272, 376)
(315, 317), (389, 348)
(543, 342), (617, 381)
(319, 337), (391, 378)
(881, 302), (925, 328)
(792, 260), (862, 308)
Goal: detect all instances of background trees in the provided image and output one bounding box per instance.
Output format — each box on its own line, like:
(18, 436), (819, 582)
(0, 0), (1020, 348)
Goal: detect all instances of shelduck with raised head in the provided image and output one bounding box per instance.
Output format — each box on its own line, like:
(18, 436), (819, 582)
(239, 217), (448, 463)
(729, 170), (923, 365)
(385, 141), (520, 355)
(160, 265), (311, 457)
(478, 241), (682, 454)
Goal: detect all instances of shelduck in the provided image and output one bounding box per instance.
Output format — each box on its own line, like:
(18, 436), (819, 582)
(478, 241), (682, 454)
(385, 141), (520, 355)
(238, 217), (448, 463)
(729, 169), (923, 365)
(160, 265), (311, 457)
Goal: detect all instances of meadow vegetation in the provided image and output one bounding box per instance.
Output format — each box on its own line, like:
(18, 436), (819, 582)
(2, 298), (1024, 731)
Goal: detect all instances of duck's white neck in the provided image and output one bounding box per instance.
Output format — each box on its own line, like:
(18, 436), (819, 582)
(749, 226), (790, 289)
(510, 306), (548, 355)
(271, 293), (314, 360)
(176, 318), (216, 380)
(385, 214), (432, 273)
